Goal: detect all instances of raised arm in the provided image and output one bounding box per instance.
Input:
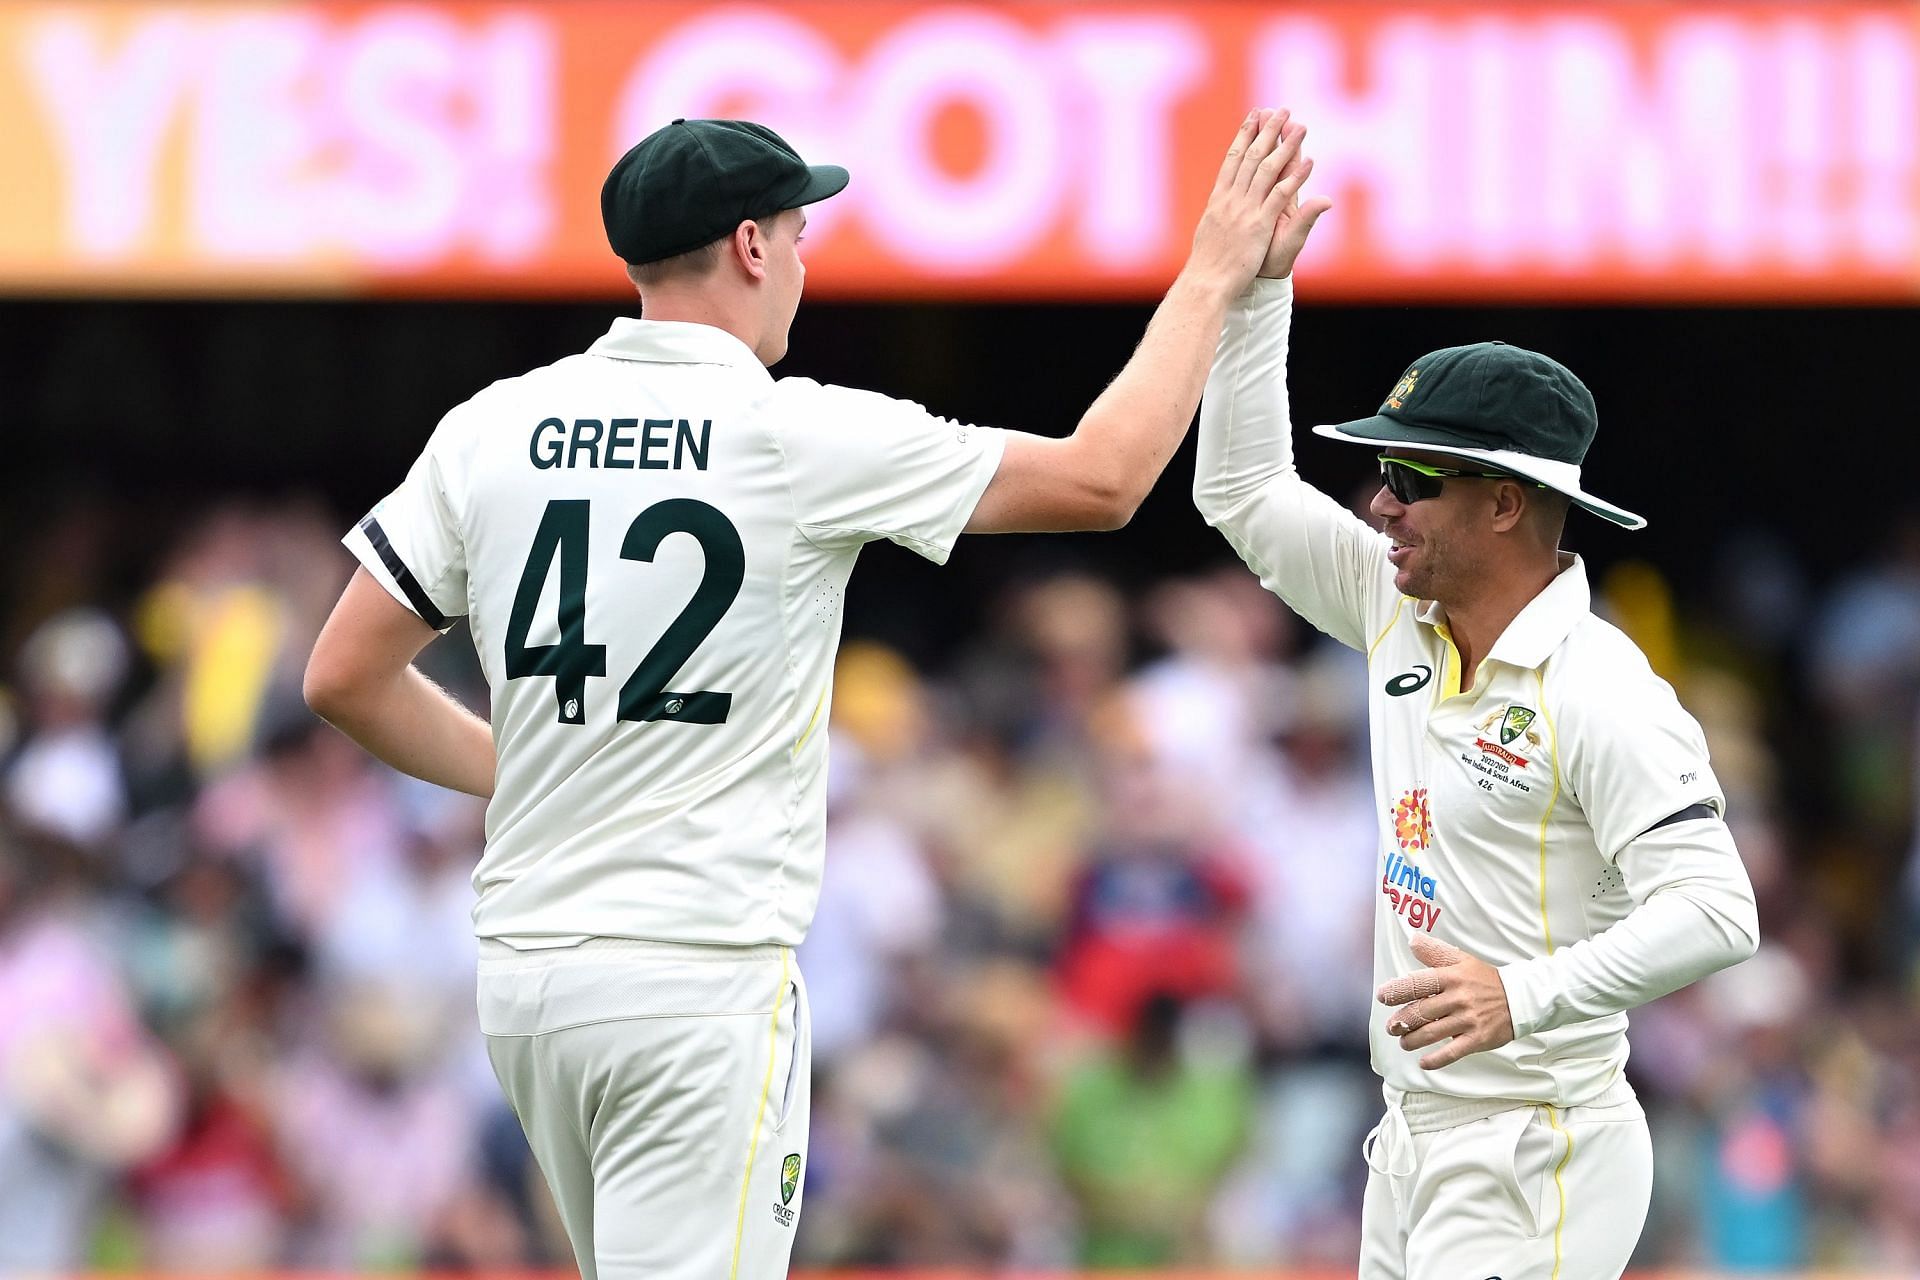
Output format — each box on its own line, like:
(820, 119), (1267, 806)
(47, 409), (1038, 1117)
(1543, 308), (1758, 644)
(1191, 142), (1396, 653)
(964, 109), (1310, 534)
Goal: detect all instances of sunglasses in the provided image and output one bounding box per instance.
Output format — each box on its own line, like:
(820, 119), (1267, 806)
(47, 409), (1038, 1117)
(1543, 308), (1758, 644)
(1377, 454), (1537, 504)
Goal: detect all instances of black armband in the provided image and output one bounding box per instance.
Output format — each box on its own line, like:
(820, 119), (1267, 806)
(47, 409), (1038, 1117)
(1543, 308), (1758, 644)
(1641, 802), (1719, 837)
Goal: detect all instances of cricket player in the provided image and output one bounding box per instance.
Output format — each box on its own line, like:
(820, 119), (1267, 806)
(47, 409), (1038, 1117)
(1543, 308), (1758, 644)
(303, 109), (1318, 1279)
(1193, 200), (1760, 1275)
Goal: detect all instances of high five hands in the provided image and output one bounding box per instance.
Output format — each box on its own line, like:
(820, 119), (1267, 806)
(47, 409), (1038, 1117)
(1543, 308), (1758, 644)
(1188, 108), (1333, 294)
(1256, 113), (1333, 280)
(1377, 935), (1518, 1070)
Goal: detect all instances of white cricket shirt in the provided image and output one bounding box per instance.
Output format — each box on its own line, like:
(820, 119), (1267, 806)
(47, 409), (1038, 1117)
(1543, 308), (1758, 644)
(345, 319), (1005, 948)
(1196, 279), (1747, 1106)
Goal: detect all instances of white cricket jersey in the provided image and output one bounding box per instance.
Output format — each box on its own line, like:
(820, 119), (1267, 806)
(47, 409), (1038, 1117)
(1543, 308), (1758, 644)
(345, 319), (1005, 948)
(1196, 279), (1732, 1107)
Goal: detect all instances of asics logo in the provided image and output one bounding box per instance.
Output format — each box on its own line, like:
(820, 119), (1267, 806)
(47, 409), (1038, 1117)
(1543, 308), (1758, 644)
(1385, 664), (1433, 696)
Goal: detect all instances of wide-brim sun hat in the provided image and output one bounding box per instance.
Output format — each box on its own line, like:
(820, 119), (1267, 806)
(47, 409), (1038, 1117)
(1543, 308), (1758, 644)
(1313, 340), (1646, 530)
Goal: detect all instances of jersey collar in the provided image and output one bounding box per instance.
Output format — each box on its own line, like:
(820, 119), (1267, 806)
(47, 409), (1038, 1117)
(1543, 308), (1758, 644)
(1413, 554), (1590, 673)
(588, 319), (772, 381)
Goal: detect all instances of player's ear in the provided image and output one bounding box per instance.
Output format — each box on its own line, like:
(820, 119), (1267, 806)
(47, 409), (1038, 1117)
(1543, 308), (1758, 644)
(1489, 480), (1528, 533)
(731, 219), (770, 282)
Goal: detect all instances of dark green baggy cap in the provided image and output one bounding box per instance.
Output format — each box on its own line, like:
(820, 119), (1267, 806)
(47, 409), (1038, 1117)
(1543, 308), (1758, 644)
(602, 118), (849, 266)
(1313, 340), (1645, 529)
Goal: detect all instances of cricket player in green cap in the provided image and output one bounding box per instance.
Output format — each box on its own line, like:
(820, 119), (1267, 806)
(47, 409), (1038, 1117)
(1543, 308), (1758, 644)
(1194, 193), (1759, 1278)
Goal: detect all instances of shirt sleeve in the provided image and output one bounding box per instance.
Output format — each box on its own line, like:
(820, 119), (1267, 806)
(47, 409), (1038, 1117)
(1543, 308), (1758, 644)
(341, 414), (469, 630)
(773, 379), (1007, 564)
(1499, 816), (1760, 1037)
(1558, 660), (1724, 861)
(1192, 276), (1400, 653)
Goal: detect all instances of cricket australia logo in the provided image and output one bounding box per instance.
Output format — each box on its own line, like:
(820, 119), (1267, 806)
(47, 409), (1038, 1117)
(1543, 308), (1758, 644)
(1386, 367), (1420, 410)
(772, 1153), (802, 1227)
(1464, 707), (1542, 793)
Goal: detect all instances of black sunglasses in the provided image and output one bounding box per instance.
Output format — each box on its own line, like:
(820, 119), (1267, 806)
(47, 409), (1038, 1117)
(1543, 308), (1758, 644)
(1377, 454), (1536, 504)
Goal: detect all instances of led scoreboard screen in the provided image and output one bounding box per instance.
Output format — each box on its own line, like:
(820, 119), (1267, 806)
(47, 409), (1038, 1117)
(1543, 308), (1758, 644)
(1, 2), (1914, 300)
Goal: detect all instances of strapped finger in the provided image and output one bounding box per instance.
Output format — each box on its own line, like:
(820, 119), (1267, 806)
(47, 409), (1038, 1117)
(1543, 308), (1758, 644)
(1386, 997), (1441, 1037)
(1377, 969), (1447, 1006)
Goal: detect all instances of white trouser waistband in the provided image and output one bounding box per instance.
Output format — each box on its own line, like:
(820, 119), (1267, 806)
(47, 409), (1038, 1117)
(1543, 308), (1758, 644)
(478, 936), (786, 964)
(1364, 1076), (1639, 1179)
(477, 937), (794, 1036)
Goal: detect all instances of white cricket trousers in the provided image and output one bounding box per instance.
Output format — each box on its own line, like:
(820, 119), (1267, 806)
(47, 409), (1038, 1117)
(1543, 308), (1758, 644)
(1359, 1077), (1651, 1280)
(478, 938), (811, 1280)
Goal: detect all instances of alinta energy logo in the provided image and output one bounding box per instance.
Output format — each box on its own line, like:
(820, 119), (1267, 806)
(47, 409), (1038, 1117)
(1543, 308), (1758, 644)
(1392, 787), (1432, 853)
(1383, 788), (1443, 932)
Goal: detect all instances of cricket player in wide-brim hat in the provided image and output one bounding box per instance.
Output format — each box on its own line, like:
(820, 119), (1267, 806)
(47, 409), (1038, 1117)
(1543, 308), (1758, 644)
(1193, 209), (1758, 1277)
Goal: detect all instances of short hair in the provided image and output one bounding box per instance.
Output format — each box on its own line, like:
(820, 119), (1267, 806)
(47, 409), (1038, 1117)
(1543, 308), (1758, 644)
(1527, 486), (1573, 541)
(626, 239), (726, 288)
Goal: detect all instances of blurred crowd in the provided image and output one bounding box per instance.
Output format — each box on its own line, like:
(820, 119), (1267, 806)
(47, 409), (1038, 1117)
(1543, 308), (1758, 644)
(1, 495), (1918, 1273)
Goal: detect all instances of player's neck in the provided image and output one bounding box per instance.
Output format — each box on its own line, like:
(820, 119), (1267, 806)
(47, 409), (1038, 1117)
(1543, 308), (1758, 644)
(1437, 553), (1561, 691)
(636, 289), (767, 363)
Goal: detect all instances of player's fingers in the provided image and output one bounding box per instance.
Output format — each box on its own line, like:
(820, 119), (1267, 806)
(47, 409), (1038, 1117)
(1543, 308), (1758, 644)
(1214, 111), (1262, 191)
(1230, 110), (1275, 190)
(1262, 156), (1313, 219)
(1274, 119), (1306, 168)
(1420, 1035), (1479, 1070)
(1399, 1014), (1469, 1053)
(1244, 119), (1302, 196)
(1298, 194), (1335, 228)
(1235, 110), (1285, 192)
(1376, 969), (1447, 1005)
(1410, 935), (1469, 967)
(1272, 153), (1315, 207)
(1386, 995), (1450, 1036)
(1267, 108), (1292, 159)
(1262, 121), (1307, 174)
